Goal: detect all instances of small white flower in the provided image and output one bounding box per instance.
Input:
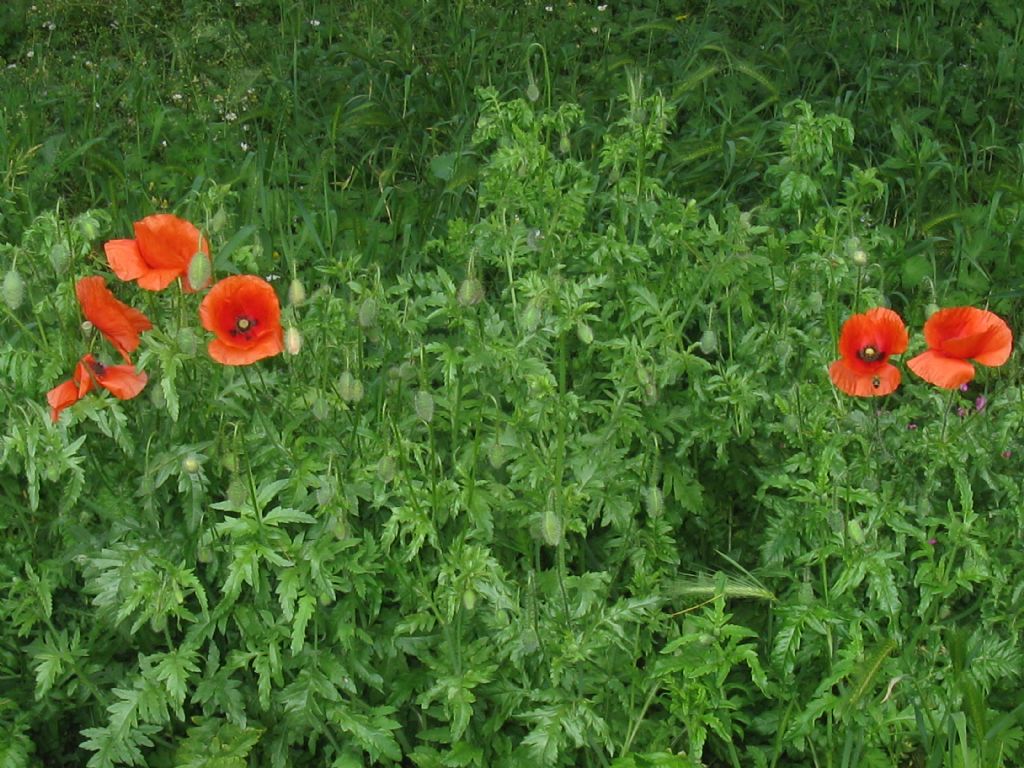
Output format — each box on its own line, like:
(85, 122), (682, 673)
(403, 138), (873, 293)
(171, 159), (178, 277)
(26, 50), (34, 59)
(545, 4), (553, 10)
(598, 3), (608, 10)
(224, 111), (237, 122)
(309, 18), (321, 27)
(43, 20), (56, 31)
(172, 93), (183, 102)
(240, 142), (250, 151)
(160, 140), (168, 148)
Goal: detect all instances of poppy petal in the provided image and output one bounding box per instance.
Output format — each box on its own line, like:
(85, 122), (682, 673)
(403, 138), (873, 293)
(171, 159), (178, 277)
(105, 239), (147, 282)
(76, 277), (153, 362)
(47, 379), (84, 422)
(208, 334), (284, 366)
(95, 365), (149, 400)
(829, 358), (900, 397)
(907, 349), (976, 389)
(970, 316), (1012, 367)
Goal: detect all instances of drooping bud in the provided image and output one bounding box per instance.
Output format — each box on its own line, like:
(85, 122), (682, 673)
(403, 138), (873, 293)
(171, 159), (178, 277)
(284, 327), (302, 355)
(414, 389), (434, 423)
(539, 508), (563, 547)
(49, 242), (70, 274)
(576, 320), (594, 345)
(699, 329), (718, 355)
(357, 297), (378, 328)
(186, 251), (212, 290)
(2, 268), (25, 310)
(338, 371), (364, 403)
(457, 277), (485, 306)
(287, 278), (306, 306)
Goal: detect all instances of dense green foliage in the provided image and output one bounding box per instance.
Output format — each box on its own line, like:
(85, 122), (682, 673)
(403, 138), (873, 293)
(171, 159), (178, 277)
(2, 1), (1023, 766)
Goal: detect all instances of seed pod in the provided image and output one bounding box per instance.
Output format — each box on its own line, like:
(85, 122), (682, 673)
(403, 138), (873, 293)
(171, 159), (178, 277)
(414, 389), (434, 423)
(2, 268), (25, 310)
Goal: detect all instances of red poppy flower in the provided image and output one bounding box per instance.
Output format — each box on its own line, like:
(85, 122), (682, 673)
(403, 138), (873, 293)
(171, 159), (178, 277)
(198, 275), (284, 366)
(907, 307), (1013, 389)
(829, 307), (908, 397)
(104, 214), (210, 292)
(75, 276), (152, 363)
(47, 354), (148, 422)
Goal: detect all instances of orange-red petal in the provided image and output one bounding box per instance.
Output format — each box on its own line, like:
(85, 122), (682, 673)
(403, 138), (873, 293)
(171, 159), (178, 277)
(906, 349), (976, 389)
(829, 359), (901, 397)
(104, 239), (147, 282)
(47, 379), (85, 423)
(76, 276), (153, 362)
(94, 364), (149, 400)
(207, 335), (284, 366)
(923, 307), (1013, 366)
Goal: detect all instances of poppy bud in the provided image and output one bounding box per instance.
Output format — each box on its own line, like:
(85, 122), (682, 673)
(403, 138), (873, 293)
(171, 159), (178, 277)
(357, 297), (378, 328)
(77, 213), (101, 241)
(186, 251), (212, 290)
(847, 518), (865, 545)
(287, 278), (306, 306)
(462, 588), (477, 611)
(924, 303), (940, 318)
(487, 441), (507, 469)
(284, 326), (302, 355)
(457, 277), (485, 306)
(526, 82), (540, 102)
(338, 371), (364, 403)
(851, 249), (868, 266)
(559, 134), (571, 155)
(699, 329), (718, 354)
(539, 508), (563, 547)
(644, 486), (664, 518)
(414, 390), (434, 423)
(49, 242), (70, 274)
(182, 455), (202, 474)
(377, 455), (396, 483)
(576, 320), (594, 345)
(2, 268), (25, 310)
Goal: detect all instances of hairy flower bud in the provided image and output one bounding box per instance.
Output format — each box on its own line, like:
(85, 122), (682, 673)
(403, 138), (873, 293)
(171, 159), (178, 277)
(414, 389), (434, 423)
(338, 371), (364, 403)
(287, 278), (306, 306)
(284, 326), (302, 355)
(539, 508), (563, 547)
(457, 277), (485, 306)
(357, 297), (378, 328)
(2, 268), (25, 310)
(186, 251), (212, 290)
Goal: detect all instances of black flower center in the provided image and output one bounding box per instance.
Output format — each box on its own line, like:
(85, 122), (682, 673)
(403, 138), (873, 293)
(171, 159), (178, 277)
(231, 315), (258, 340)
(858, 345), (882, 362)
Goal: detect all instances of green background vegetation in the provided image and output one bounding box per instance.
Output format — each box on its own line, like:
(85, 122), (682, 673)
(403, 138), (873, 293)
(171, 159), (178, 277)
(2, 1), (1023, 766)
